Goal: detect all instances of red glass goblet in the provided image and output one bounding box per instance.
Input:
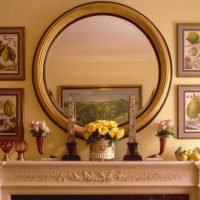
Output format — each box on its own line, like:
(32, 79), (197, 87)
(14, 140), (28, 161)
(0, 140), (13, 161)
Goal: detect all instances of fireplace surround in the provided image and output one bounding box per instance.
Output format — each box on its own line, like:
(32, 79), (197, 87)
(0, 161), (200, 200)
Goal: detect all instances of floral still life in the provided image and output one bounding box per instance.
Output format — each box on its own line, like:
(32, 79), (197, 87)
(29, 120), (50, 137)
(83, 120), (125, 146)
(156, 119), (175, 138)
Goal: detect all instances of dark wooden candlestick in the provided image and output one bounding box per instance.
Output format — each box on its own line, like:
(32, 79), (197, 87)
(61, 142), (81, 161)
(123, 142), (142, 161)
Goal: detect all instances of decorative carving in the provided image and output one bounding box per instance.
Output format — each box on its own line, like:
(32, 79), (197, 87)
(5, 169), (185, 184)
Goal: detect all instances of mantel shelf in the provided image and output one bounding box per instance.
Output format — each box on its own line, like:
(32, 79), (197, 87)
(0, 161), (200, 200)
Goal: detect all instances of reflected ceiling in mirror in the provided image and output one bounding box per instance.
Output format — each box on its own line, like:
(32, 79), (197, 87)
(45, 15), (158, 126)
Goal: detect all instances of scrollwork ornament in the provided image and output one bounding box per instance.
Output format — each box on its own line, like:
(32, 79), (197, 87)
(5, 169), (185, 184)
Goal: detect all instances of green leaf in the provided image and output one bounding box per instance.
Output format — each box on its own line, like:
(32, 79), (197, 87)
(8, 46), (16, 61)
(0, 44), (5, 56)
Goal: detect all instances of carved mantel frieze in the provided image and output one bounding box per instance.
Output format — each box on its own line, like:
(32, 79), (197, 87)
(0, 161), (200, 200)
(1, 161), (197, 186)
(4, 169), (186, 184)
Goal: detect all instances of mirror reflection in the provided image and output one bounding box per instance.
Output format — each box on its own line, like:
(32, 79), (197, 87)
(45, 15), (158, 126)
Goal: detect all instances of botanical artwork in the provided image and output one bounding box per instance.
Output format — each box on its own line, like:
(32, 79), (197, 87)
(0, 34), (18, 73)
(60, 86), (142, 126)
(0, 28), (24, 80)
(184, 91), (200, 132)
(184, 31), (200, 71)
(178, 85), (200, 138)
(177, 24), (200, 76)
(0, 95), (16, 135)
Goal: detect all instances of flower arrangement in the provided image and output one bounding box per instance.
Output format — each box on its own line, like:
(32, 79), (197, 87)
(83, 120), (125, 146)
(156, 119), (175, 138)
(29, 120), (50, 137)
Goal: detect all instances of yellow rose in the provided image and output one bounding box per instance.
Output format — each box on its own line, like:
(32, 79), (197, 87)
(86, 122), (96, 133)
(95, 122), (103, 129)
(109, 120), (118, 128)
(98, 126), (108, 135)
(109, 127), (119, 138)
(102, 120), (110, 127)
(83, 131), (91, 140)
(95, 120), (104, 124)
(116, 129), (125, 139)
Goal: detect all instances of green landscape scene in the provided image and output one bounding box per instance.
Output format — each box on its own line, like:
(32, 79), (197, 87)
(63, 99), (140, 126)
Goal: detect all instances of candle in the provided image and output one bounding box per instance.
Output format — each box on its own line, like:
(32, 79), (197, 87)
(128, 94), (136, 143)
(67, 94), (76, 143)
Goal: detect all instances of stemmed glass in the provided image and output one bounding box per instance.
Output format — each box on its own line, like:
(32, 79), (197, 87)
(0, 140), (13, 161)
(14, 140), (28, 161)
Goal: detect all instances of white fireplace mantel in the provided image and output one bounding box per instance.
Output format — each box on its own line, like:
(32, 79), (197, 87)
(0, 160), (200, 200)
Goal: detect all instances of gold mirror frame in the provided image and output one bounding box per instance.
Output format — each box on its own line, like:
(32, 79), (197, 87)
(33, 2), (172, 138)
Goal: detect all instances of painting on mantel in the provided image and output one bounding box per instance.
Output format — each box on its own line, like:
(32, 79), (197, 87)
(59, 85), (142, 126)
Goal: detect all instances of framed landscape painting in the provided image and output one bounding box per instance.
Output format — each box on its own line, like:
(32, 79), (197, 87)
(0, 27), (25, 80)
(178, 85), (200, 138)
(177, 24), (200, 77)
(59, 85), (142, 126)
(0, 88), (23, 141)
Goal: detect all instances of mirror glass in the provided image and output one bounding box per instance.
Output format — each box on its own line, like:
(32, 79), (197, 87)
(45, 15), (158, 126)
(33, 2), (172, 136)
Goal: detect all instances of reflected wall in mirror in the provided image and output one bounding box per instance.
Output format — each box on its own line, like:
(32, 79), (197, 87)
(45, 16), (158, 118)
(33, 2), (172, 138)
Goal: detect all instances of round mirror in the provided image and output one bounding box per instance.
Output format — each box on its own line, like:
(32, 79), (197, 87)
(33, 2), (172, 138)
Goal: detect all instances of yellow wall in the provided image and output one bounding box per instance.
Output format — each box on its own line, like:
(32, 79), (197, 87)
(1, 0), (200, 161)
(46, 60), (157, 106)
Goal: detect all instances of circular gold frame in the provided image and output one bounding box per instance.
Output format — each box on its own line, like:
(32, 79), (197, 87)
(33, 2), (172, 137)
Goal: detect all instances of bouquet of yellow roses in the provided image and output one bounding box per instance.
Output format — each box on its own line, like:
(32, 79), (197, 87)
(83, 120), (124, 146)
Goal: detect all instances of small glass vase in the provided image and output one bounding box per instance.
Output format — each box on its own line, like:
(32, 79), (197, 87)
(90, 139), (115, 161)
(158, 137), (167, 155)
(35, 136), (44, 155)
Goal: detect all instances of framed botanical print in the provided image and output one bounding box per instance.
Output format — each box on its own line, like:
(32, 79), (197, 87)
(59, 85), (142, 126)
(0, 27), (25, 80)
(177, 24), (200, 77)
(0, 88), (24, 141)
(178, 85), (200, 138)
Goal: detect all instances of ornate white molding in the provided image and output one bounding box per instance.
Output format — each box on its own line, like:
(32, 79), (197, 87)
(0, 161), (199, 200)
(5, 169), (185, 184)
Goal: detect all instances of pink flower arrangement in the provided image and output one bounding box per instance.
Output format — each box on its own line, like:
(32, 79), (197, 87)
(29, 120), (50, 137)
(156, 119), (175, 138)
